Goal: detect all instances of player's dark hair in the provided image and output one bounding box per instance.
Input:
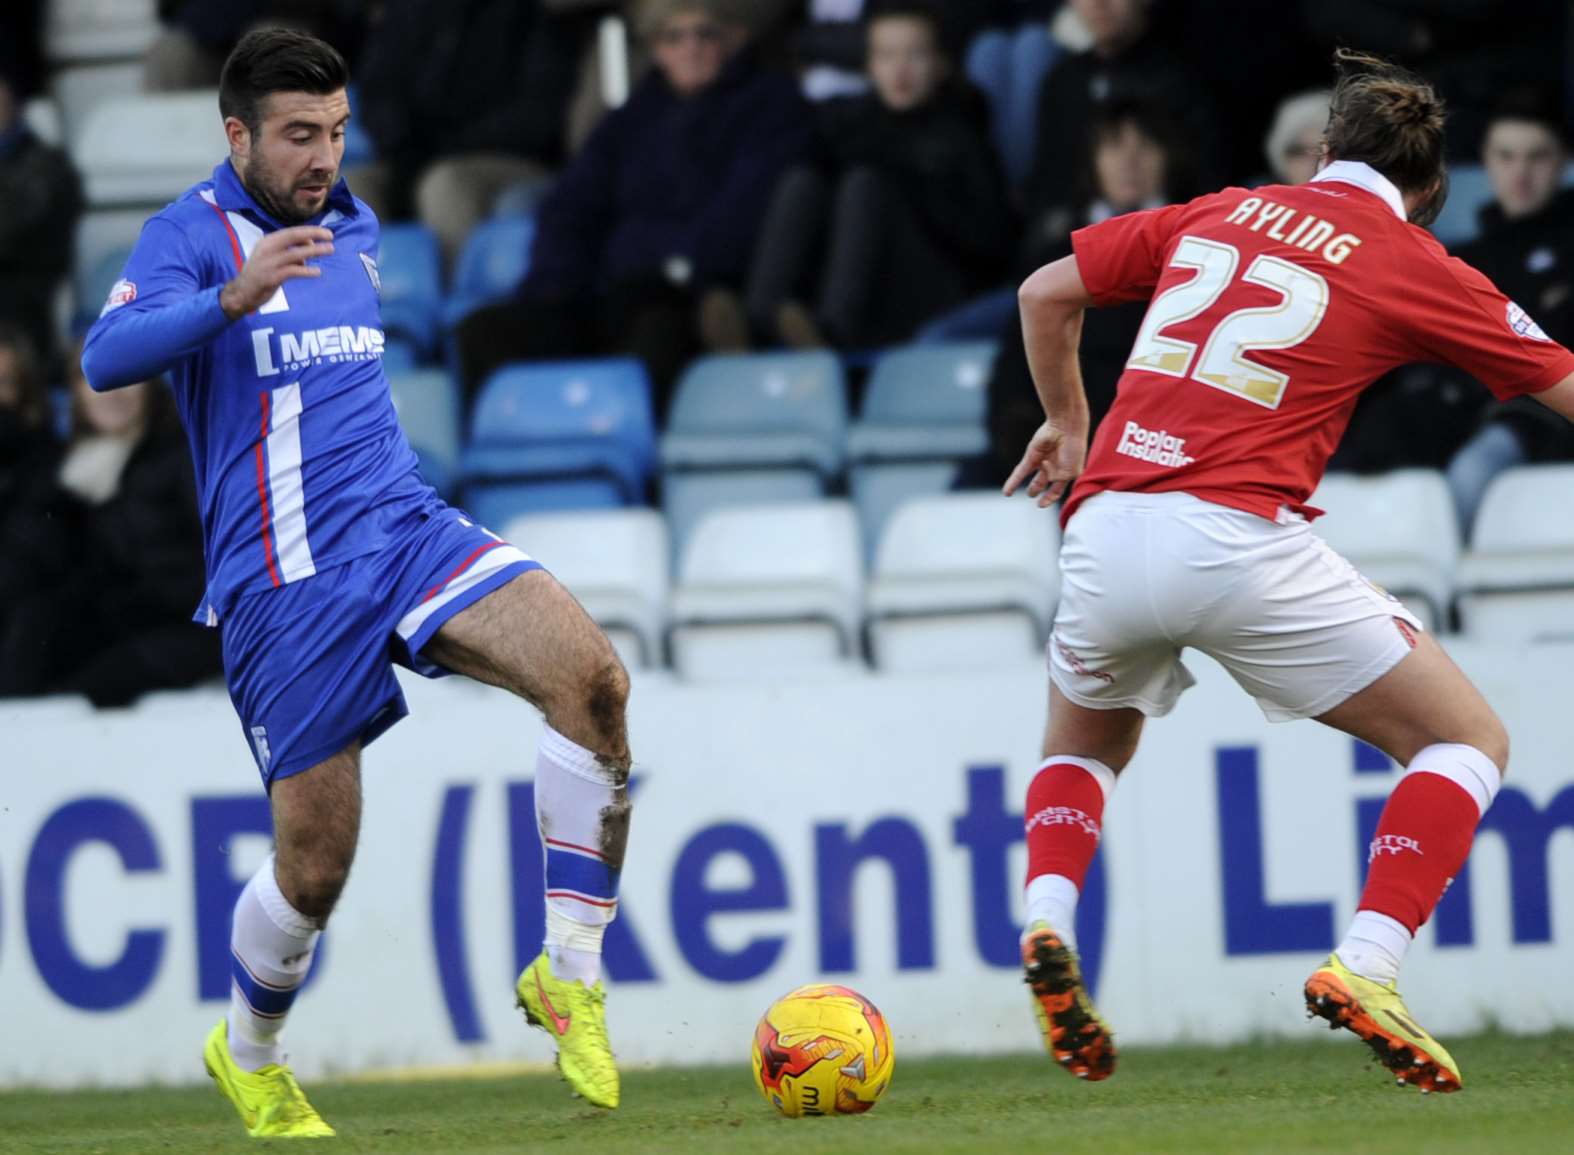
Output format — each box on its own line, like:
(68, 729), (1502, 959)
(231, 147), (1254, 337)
(1324, 48), (1447, 227)
(219, 27), (348, 137)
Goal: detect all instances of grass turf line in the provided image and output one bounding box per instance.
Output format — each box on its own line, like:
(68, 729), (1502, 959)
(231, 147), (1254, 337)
(2, 1031), (1571, 1154)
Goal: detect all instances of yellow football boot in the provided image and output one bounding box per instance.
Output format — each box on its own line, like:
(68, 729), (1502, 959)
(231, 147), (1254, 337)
(202, 1020), (335, 1138)
(1022, 921), (1117, 1081)
(516, 951), (620, 1108)
(1305, 953), (1462, 1093)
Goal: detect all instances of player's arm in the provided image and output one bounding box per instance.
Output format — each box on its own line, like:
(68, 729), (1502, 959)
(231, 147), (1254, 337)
(82, 220), (334, 391)
(1530, 371), (1574, 421)
(1003, 255), (1094, 507)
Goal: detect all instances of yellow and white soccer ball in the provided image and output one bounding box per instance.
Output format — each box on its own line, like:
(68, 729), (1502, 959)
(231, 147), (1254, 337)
(751, 983), (895, 1117)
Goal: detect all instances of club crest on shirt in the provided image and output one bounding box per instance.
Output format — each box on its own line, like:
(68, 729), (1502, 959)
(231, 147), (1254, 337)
(359, 251), (381, 296)
(1506, 301), (1551, 342)
(100, 279), (137, 316)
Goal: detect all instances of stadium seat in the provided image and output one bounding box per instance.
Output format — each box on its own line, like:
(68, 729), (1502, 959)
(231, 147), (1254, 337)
(661, 468), (824, 568)
(75, 209), (146, 310)
(46, 0), (158, 62)
(51, 62), (141, 146)
(442, 215), (536, 327)
(72, 241), (134, 332)
(848, 342), (995, 462)
(669, 501), (864, 681)
(72, 90), (227, 206)
(22, 96), (63, 146)
(503, 509), (670, 668)
(462, 358), (655, 523)
(660, 351), (848, 477)
(342, 85), (375, 167)
(1430, 163), (1492, 248)
(867, 492), (1059, 673)
(464, 479), (625, 529)
(1308, 470), (1460, 632)
(377, 223), (444, 356)
(381, 338), (419, 374)
(388, 368), (462, 497)
(849, 461), (960, 566)
(1457, 465), (1574, 644)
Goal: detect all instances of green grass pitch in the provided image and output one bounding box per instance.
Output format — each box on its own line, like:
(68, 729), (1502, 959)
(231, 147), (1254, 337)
(3, 1031), (1572, 1154)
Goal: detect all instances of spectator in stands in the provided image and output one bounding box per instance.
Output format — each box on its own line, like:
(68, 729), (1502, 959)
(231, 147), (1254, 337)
(739, 1), (1013, 350)
(791, 0), (1004, 101)
(0, 324), (58, 537)
(1021, 0), (1219, 266)
(144, 1), (366, 91)
(354, 0), (601, 266)
(454, 0), (812, 412)
(966, 100), (1182, 488)
(1445, 92), (1574, 534)
(0, 344), (220, 707)
(1264, 90), (1331, 186)
(0, 57), (83, 371)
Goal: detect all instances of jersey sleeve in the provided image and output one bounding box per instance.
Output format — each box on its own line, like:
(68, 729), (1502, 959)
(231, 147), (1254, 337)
(1069, 201), (1189, 306)
(81, 216), (231, 392)
(1400, 242), (1574, 399)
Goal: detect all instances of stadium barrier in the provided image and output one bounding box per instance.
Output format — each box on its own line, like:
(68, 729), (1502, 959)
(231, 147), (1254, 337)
(3, 643), (1572, 1088)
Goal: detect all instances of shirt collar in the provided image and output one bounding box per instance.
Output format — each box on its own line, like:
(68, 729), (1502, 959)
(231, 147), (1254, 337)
(1310, 159), (1407, 221)
(210, 159), (358, 225)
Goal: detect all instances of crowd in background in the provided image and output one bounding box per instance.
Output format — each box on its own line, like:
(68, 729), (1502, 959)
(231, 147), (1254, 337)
(1, 0), (1572, 703)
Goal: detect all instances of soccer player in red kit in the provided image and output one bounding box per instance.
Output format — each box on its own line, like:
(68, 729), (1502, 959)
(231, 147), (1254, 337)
(1005, 51), (1574, 1094)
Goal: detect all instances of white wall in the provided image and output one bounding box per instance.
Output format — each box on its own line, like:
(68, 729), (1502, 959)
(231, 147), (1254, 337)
(2, 643), (1571, 1088)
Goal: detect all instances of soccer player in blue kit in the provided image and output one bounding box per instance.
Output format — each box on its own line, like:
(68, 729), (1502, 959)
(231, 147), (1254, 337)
(83, 29), (632, 1137)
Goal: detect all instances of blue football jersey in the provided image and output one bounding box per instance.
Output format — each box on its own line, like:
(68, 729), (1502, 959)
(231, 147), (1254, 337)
(83, 160), (434, 624)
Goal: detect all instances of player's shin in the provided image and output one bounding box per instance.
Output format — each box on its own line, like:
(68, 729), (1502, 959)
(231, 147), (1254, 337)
(1337, 743), (1500, 983)
(227, 853), (321, 1072)
(535, 725), (630, 987)
(1023, 756), (1116, 947)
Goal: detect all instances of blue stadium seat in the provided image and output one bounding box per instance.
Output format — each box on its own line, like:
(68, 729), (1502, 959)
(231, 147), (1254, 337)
(465, 479), (626, 529)
(381, 338), (419, 373)
(443, 215), (536, 328)
(377, 223), (443, 357)
(848, 342), (995, 463)
(388, 368), (462, 497)
(662, 468), (825, 569)
(1430, 163), (1492, 248)
(660, 351), (848, 478)
(343, 85), (374, 166)
(850, 461), (960, 566)
(72, 243), (133, 333)
(462, 358), (656, 519)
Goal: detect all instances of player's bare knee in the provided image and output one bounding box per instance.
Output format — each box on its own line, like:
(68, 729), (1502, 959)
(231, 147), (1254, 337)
(1475, 714), (1510, 776)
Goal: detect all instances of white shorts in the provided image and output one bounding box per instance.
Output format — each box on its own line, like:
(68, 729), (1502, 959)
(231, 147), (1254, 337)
(1049, 491), (1422, 723)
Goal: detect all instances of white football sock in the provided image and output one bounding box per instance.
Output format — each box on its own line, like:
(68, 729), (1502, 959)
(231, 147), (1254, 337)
(1336, 909), (1413, 985)
(1024, 873), (1081, 950)
(535, 726), (630, 987)
(227, 854), (320, 1072)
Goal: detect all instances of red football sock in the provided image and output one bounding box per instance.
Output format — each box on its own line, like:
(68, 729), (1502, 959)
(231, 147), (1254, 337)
(1024, 757), (1115, 888)
(1358, 744), (1499, 934)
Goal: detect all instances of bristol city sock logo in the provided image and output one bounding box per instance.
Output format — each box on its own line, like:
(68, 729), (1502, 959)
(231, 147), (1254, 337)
(1026, 805), (1101, 839)
(1369, 833), (1423, 860)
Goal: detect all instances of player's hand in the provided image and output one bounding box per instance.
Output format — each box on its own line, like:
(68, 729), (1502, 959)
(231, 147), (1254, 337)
(1002, 419), (1087, 508)
(220, 226), (335, 319)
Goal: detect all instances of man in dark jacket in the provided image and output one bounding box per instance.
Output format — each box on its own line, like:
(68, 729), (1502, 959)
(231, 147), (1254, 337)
(356, 0), (600, 264)
(1444, 92), (1574, 533)
(1021, 0), (1219, 267)
(744, 0), (1014, 348)
(455, 0), (813, 411)
(0, 61), (84, 370)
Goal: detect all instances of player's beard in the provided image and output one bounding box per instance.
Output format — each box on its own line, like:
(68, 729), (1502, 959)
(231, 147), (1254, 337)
(243, 152), (336, 225)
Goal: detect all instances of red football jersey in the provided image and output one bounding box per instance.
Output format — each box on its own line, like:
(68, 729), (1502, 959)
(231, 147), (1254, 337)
(1061, 161), (1574, 526)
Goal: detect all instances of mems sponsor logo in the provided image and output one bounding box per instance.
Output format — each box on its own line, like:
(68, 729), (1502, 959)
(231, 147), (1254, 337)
(251, 325), (386, 376)
(1115, 420), (1195, 467)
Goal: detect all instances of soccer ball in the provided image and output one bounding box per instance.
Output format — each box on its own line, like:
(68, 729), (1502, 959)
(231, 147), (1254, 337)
(751, 984), (895, 1117)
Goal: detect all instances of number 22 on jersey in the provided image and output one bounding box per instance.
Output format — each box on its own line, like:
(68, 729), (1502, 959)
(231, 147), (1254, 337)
(1126, 235), (1330, 409)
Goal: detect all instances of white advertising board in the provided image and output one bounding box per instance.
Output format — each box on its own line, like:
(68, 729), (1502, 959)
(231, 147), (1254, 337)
(2, 643), (1571, 1088)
